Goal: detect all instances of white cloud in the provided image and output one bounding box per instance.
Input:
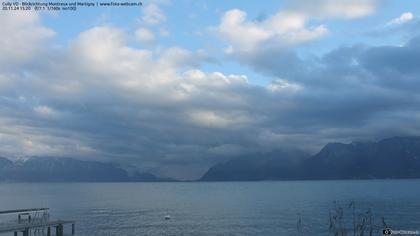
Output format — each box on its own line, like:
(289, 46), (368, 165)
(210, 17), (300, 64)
(187, 110), (252, 128)
(0, 11), (55, 68)
(135, 27), (155, 43)
(217, 9), (327, 52)
(285, 0), (380, 19)
(387, 12), (414, 26)
(142, 4), (166, 25)
(70, 26), (155, 82)
(184, 70), (248, 86)
(218, 9), (271, 51)
(188, 110), (233, 128)
(0, 121), (97, 159)
(323, 0), (377, 18)
(33, 105), (60, 119)
(216, 0), (381, 55)
(267, 79), (303, 93)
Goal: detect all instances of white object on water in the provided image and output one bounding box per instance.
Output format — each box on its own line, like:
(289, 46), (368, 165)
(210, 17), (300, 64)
(164, 209), (171, 220)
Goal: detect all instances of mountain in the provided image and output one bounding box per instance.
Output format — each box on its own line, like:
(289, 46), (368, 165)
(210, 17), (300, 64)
(0, 157), (14, 181)
(200, 150), (309, 181)
(303, 136), (420, 179)
(200, 136), (420, 181)
(0, 157), (162, 182)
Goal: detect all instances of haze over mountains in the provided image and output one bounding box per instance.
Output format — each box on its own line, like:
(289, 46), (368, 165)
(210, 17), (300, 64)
(200, 150), (310, 181)
(201, 136), (420, 181)
(1, 136), (420, 182)
(0, 157), (160, 182)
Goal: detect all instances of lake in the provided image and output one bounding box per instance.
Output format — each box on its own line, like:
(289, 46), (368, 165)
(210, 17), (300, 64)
(1, 180), (419, 235)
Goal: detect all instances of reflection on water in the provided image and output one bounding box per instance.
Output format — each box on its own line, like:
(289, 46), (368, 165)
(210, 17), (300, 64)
(0, 180), (419, 235)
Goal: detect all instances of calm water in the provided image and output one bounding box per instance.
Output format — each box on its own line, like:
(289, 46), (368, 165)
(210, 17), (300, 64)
(0, 180), (419, 235)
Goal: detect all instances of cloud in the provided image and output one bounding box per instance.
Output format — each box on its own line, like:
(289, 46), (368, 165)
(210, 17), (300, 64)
(1, 9), (420, 180)
(141, 4), (166, 25)
(215, 0), (381, 67)
(267, 79), (303, 93)
(284, 0), (380, 19)
(188, 109), (253, 129)
(0, 22), (255, 179)
(33, 106), (60, 119)
(0, 11), (55, 70)
(366, 12), (418, 39)
(387, 12), (414, 26)
(135, 27), (155, 43)
(217, 9), (327, 53)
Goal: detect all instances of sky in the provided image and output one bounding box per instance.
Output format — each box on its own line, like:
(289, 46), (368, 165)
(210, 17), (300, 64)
(1, 0), (420, 179)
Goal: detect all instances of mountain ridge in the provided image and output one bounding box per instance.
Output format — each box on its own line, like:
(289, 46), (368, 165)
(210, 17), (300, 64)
(0, 156), (172, 182)
(200, 136), (420, 181)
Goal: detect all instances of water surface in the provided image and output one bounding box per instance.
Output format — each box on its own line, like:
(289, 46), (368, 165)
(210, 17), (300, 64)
(1, 180), (419, 235)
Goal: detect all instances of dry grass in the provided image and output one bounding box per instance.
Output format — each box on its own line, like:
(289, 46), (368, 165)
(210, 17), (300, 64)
(297, 201), (389, 236)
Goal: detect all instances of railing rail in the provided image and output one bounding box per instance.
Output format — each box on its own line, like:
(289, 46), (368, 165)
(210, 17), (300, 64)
(0, 208), (49, 215)
(0, 208), (74, 236)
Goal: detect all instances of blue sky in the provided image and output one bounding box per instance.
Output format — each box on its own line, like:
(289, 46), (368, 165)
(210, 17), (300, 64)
(39, 0), (420, 85)
(1, 0), (420, 179)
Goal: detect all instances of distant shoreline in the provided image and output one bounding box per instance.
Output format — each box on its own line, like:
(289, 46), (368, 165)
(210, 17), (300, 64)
(1, 178), (420, 184)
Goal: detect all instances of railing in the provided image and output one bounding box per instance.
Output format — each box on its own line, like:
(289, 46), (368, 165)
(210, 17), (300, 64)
(0, 208), (75, 236)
